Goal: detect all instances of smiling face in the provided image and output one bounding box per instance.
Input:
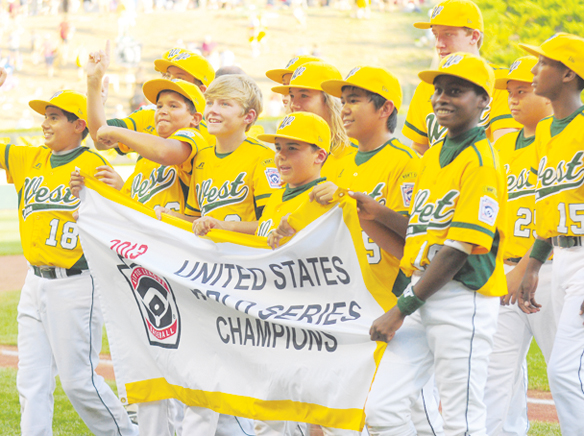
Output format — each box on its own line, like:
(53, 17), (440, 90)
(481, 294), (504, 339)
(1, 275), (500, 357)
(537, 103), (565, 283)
(288, 87), (329, 122)
(41, 106), (85, 152)
(431, 75), (489, 137)
(274, 139), (326, 188)
(340, 87), (380, 143)
(506, 79), (551, 131)
(204, 97), (250, 138)
(432, 25), (478, 59)
(154, 91), (197, 138)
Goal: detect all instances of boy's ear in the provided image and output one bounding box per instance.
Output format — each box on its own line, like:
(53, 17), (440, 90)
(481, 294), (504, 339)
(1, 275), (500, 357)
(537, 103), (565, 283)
(199, 85), (207, 93)
(74, 119), (87, 135)
(243, 109), (257, 126)
(562, 68), (579, 86)
(190, 112), (203, 128)
(469, 29), (481, 46)
(314, 148), (327, 166)
(379, 100), (395, 120)
(477, 92), (489, 111)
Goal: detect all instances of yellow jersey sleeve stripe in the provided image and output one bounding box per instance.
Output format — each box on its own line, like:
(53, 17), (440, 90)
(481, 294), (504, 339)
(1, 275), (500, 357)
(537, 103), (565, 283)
(450, 221), (495, 238)
(404, 120), (427, 138)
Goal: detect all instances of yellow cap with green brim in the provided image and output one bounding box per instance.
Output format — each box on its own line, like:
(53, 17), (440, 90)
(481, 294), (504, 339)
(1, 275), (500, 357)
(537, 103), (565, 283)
(321, 66), (403, 112)
(519, 33), (584, 81)
(418, 52), (495, 98)
(142, 78), (206, 114)
(29, 90), (88, 122)
(266, 55), (322, 84)
(272, 62), (342, 95)
(154, 50), (215, 87)
(414, 0), (483, 32)
(494, 56), (538, 90)
(257, 111), (331, 153)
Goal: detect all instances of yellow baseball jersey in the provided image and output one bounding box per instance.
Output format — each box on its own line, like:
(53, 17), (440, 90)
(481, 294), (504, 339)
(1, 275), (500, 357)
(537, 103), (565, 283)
(107, 105), (215, 154)
(256, 178), (326, 237)
(497, 129), (538, 259)
(533, 106), (584, 239)
(0, 144), (109, 269)
(120, 127), (203, 212)
(321, 142), (358, 182)
(185, 138), (280, 221)
(335, 139), (420, 292)
(402, 66), (521, 148)
(401, 127), (507, 297)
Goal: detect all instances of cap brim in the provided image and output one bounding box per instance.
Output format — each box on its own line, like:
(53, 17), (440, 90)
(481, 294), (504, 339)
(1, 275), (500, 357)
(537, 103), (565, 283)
(413, 22), (432, 29)
(320, 79), (350, 97)
(418, 70), (491, 97)
(272, 84), (323, 95)
(143, 80), (197, 110)
(154, 59), (173, 74)
(257, 132), (313, 145)
(28, 99), (50, 116)
(266, 68), (292, 84)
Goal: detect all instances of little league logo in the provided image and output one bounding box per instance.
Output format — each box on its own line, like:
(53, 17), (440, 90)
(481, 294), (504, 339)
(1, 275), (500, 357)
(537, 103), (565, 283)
(401, 183), (414, 208)
(431, 5), (444, 19)
(285, 57), (299, 69)
(118, 257), (181, 349)
(265, 167), (282, 189)
(291, 66), (306, 81)
(509, 60), (522, 73)
(279, 115), (295, 130)
(346, 67), (361, 79)
(478, 196), (499, 227)
(443, 54), (464, 68)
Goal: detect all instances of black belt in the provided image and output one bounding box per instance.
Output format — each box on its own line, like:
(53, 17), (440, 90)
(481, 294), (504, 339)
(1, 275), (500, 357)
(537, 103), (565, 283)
(32, 265), (84, 279)
(551, 236), (583, 248)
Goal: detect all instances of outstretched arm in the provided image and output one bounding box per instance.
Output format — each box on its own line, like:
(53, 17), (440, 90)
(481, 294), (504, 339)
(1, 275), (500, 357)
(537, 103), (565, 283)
(86, 41), (111, 149)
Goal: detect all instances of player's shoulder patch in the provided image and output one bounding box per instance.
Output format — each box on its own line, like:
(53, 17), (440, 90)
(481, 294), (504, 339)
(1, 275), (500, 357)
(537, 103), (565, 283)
(478, 195), (499, 227)
(401, 182), (415, 208)
(264, 167), (281, 189)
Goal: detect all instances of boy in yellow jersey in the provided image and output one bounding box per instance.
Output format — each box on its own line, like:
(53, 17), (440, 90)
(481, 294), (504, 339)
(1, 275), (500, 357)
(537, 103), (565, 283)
(266, 54), (321, 112)
(483, 56), (556, 436)
(79, 46), (207, 214)
(517, 33), (584, 435)
(0, 78), (138, 435)
(353, 53), (507, 435)
(271, 61), (355, 181)
(89, 42), (215, 156)
(316, 66), (444, 436)
(403, 0), (520, 154)
(184, 74), (279, 236)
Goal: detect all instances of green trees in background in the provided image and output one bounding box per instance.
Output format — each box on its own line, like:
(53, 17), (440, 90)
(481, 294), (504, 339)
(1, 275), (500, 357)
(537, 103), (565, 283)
(475, 0), (584, 67)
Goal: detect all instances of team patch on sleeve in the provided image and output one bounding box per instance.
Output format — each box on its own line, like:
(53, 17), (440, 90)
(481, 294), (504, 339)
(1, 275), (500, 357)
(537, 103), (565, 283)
(478, 196), (499, 227)
(265, 168), (281, 189)
(401, 183), (414, 208)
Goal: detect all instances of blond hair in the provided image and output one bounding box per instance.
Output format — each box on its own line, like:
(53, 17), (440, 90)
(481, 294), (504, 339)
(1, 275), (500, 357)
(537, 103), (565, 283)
(204, 75), (263, 132)
(322, 92), (350, 155)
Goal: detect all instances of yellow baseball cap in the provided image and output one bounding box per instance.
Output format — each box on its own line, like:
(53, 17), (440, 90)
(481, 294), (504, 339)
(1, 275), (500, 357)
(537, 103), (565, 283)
(321, 66), (403, 112)
(154, 50), (215, 87)
(265, 55), (322, 84)
(142, 78), (206, 114)
(494, 56), (538, 89)
(258, 112), (331, 153)
(414, 0), (483, 32)
(272, 62), (342, 95)
(519, 33), (584, 80)
(29, 90), (87, 122)
(419, 52), (495, 97)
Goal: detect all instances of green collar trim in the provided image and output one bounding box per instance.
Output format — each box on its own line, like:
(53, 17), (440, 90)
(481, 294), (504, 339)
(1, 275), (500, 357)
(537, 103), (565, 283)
(283, 177), (326, 202)
(50, 147), (87, 168)
(439, 127), (485, 168)
(515, 129), (535, 151)
(550, 105), (584, 137)
(354, 141), (389, 166)
(215, 150), (233, 159)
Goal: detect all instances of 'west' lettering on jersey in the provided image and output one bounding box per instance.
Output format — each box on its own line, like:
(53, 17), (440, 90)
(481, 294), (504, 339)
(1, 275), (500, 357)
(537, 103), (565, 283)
(505, 165), (535, 200)
(536, 151), (584, 200)
(406, 189), (459, 237)
(131, 166), (177, 204)
(22, 176), (79, 220)
(196, 172), (249, 215)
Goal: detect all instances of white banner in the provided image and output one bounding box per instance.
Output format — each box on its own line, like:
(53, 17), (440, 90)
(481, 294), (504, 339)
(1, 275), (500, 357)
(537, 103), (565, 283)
(77, 178), (389, 430)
